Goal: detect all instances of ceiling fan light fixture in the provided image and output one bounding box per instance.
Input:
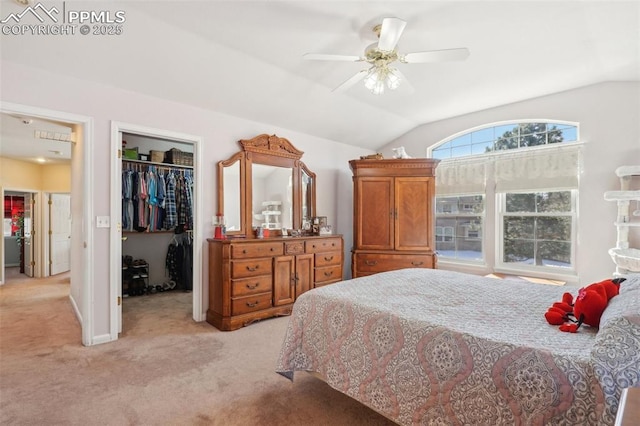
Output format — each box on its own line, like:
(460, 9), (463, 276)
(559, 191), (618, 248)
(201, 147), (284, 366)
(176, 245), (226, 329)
(303, 17), (469, 95)
(386, 68), (402, 90)
(364, 66), (401, 94)
(364, 68), (385, 95)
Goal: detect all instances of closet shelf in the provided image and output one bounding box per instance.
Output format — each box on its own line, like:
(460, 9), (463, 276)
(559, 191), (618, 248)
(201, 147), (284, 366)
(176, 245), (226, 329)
(122, 158), (193, 170)
(604, 190), (640, 201)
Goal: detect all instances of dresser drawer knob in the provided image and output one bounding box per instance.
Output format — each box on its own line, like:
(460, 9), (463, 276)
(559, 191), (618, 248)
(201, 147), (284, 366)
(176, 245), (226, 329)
(411, 261), (424, 266)
(242, 249), (247, 254)
(246, 265), (259, 272)
(270, 247), (274, 251)
(324, 271), (333, 277)
(365, 260), (377, 266)
(324, 256), (333, 261)
(246, 283), (259, 290)
(246, 301), (259, 308)
(312, 244), (316, 248)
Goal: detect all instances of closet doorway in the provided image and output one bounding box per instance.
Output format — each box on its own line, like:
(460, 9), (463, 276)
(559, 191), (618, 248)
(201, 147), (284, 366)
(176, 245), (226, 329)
(110, 122), (203, 338)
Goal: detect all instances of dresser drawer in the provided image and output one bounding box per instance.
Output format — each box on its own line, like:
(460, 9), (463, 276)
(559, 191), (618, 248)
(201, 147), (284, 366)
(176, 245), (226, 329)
(231, 258), (273, 279)
(284, 241), (305, 255)
(231, 242), (283, 259)
(231, 275), (272, 297)
(314, 265), (342, 284)
(314, 251), (341, 267)
(306, 238), (342, 253)
(355, 253), (434, 273)
(231, 293), (272, 315)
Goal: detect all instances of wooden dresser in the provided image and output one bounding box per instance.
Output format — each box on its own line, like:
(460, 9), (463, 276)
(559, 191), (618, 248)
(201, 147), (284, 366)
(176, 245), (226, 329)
(350, 158), (439, 277)
(207, 235), (343, 330)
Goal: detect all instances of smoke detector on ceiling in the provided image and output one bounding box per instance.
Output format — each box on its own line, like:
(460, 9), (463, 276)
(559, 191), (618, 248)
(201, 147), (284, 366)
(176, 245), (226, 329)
(22, 118), (33, 125)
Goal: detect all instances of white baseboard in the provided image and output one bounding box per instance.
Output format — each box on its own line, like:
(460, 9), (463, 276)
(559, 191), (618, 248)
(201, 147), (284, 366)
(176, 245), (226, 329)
(91, 333), (114, 345)
(68, 293), (83, 325)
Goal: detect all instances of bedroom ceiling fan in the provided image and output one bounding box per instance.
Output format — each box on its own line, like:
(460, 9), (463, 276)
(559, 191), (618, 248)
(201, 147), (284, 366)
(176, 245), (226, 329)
(303, 17), (470, 95)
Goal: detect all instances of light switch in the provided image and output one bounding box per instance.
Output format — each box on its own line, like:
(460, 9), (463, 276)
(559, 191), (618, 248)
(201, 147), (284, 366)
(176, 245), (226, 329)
(96, 216), (110, 228)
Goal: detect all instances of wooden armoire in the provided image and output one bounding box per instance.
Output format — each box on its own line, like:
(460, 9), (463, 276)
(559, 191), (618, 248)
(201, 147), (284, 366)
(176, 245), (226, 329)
(349, 158), (440, 277)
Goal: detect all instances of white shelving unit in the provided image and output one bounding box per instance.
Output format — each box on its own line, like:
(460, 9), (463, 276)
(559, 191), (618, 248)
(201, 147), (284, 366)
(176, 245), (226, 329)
(604, 165), (640, 276)
(260, 201), (282, 229)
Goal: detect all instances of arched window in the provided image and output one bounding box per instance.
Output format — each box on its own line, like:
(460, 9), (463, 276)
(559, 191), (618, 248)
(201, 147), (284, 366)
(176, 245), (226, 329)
(430, 120), (581, 282)
(429, 121), (578, 160)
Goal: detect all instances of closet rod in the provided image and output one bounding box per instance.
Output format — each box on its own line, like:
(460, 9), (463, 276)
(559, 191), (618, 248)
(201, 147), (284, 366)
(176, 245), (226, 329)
(122, 158), (193, 170)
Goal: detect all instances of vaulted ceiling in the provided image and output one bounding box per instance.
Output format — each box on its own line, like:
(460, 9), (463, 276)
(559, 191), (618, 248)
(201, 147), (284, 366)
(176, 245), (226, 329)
(1, 0), (639, 161)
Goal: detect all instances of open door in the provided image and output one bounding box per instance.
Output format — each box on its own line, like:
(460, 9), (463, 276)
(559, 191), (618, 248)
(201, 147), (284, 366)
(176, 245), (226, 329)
(22, 193), (35, 277)
(50, 193), (71, 275)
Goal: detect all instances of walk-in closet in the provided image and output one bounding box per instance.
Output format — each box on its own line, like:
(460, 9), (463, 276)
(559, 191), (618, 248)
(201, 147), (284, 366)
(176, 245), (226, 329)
(120, 132), (195, 325)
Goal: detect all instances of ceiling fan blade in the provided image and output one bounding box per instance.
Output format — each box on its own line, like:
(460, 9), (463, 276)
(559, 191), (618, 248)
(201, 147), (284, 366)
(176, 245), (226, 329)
(377, 17), (407, 52)
(403, 48), (470, 63)
(332, 70), (368, 93)
(303, 53), (362, 62)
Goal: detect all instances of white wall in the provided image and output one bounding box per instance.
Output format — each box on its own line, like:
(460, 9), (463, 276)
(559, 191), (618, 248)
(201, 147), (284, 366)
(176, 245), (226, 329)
(381, 82), (640, 285)
(0, 60), (373, 342)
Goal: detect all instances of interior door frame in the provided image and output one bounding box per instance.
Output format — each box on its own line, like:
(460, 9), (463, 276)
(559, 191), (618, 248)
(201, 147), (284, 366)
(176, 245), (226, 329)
(1, 101), (94, 346)
(109, 121), (204, 340)
(1, 189), (40, 280)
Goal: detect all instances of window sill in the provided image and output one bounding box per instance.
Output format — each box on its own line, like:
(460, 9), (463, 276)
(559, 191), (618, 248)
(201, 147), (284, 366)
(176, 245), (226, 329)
(494, 266), (578, 285)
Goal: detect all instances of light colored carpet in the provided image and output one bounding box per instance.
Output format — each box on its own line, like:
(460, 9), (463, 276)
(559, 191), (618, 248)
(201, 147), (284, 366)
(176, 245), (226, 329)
(0, 272), (396, 425)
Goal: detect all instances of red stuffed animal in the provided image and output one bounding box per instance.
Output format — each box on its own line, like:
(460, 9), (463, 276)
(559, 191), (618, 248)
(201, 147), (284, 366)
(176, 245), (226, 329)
(544, 278), (625, 333)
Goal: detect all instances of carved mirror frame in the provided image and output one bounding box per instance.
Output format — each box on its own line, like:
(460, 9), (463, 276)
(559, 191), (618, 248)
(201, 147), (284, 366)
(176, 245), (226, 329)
(217, 134), (316, 238)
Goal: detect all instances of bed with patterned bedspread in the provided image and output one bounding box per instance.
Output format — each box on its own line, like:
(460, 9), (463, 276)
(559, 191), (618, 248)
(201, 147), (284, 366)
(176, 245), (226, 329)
(276, 269), (640, 425)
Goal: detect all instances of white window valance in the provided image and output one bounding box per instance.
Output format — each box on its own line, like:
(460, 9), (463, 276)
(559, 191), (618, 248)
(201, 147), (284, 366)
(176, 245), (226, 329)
(494, 144), (581, 192)
(436, 159), (487, 195)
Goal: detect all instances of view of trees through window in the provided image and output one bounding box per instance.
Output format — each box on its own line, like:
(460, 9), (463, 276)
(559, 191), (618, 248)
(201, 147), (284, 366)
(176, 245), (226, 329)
(502, 191), (573, 268)
(431, 121), (579, 276)
(432, 122), (577, 160)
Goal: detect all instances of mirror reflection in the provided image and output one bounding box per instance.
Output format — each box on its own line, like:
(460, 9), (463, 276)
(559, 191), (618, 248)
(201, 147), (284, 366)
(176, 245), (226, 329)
(222, 161), (241, 232)
(302, 169), (312, 222)
(217, 134), (316, 238)
(252, 164), (293, 230)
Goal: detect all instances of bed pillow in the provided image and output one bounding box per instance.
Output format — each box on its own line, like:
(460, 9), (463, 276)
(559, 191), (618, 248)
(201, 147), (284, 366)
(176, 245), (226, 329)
(598, 277), (640, 329)
(590, 280), (640, 419)
(619, 274), (640, 294)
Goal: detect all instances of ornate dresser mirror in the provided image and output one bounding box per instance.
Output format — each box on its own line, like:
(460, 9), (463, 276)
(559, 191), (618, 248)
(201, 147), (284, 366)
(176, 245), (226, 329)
(209, 134), (343, 331)
(217, 134), (316, 238)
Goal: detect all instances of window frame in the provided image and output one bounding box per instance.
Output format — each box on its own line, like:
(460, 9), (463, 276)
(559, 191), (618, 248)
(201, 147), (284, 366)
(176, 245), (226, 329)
(430, 120), (581, 282)
(427, 119), (580, 160)
(435, 193), (486, 264)
(495, 189), (578, 278)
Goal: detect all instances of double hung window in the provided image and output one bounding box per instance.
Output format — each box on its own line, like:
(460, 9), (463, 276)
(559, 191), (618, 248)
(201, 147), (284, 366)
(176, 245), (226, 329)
(430, 121), (580, 278)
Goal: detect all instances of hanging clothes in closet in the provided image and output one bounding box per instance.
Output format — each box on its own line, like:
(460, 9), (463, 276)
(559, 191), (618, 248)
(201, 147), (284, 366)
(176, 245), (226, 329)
(122, 161), (194, 233)
(165, 230), (193, 291)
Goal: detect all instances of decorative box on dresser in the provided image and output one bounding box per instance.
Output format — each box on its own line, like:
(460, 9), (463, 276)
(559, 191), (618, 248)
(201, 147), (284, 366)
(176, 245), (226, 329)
(349, 158), (440, 278)
(207, 235), (343, 331)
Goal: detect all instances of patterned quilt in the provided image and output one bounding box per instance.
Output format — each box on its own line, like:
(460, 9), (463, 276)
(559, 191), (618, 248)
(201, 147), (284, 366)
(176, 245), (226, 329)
(276, 269), (640, 425)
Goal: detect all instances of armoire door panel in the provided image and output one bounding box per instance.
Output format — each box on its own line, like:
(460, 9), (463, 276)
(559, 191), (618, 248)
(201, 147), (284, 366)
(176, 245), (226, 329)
(395, 177), (433, 251)
(357, 178), (394, 250)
